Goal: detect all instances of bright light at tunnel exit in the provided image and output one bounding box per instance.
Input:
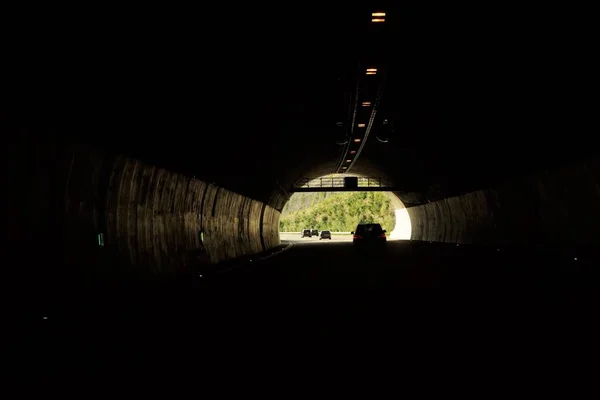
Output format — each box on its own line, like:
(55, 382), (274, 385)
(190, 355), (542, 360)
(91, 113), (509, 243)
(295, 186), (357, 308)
(279, 174), (412, 240)
(390, 206), (412, 240)
(386, 192), (412, 240)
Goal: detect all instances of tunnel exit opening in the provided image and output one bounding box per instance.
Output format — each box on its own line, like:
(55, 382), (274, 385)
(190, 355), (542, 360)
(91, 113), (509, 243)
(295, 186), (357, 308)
(279, 174), (411, 240)
(385, 192), (412, 240)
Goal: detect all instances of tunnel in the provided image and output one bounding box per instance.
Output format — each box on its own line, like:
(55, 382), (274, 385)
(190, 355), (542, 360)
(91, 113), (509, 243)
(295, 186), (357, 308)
(5, 3), (600, 376)
(4, 4), (599, 291)
(281, 174), (412, 240)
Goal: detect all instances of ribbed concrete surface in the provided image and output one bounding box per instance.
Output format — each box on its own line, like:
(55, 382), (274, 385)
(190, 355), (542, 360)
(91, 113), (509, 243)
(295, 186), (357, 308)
(201, 186), (266, 264)
(60, 151), (282, 274)
(408, 160), (600, 245)
(261, 206), (281, 250)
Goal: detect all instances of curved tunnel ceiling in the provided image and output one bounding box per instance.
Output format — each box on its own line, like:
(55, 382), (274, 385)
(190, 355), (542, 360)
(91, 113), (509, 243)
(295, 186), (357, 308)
(21, 3), (596, 211)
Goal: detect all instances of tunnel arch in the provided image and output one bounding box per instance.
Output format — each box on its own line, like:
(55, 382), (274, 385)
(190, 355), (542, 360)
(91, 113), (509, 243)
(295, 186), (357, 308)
(5, 4), (598, 284)
(6, 122), (600, 283)
(266, 156), (399, 213)
(279, 172), (413, 240)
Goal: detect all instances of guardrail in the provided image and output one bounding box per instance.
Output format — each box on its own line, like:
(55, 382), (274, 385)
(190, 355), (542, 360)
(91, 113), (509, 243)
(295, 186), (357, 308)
(294, 177), (391, 188)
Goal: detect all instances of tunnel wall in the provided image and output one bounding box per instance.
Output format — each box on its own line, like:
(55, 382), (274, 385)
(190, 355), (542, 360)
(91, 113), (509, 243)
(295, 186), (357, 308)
(62, 149), (280, 276)
(408, 159), (600, 245)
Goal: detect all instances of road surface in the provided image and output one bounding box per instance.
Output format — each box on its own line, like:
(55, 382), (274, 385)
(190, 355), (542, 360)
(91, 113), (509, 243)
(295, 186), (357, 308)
(203, 238), (597, 289)
(29, 238), (599, 367)
(279, 232), (354, 243)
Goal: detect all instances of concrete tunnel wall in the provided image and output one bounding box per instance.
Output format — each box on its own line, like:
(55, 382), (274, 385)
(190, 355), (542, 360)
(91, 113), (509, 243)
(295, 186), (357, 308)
(7, 128), (598, 285)
(408, 159), (600, 245)
(54, 145), (282, 276)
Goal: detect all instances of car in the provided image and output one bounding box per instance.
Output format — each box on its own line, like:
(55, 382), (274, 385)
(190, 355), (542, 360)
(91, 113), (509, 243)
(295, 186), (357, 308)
(351, 223), (387, 251)
(320, 230), (332, 240)
(311, 229), (319, 237)
(301, 229), (312, 238)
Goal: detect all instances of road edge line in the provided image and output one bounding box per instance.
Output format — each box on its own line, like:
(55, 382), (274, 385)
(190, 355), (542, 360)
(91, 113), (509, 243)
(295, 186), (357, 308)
(259, 241), (294, 261)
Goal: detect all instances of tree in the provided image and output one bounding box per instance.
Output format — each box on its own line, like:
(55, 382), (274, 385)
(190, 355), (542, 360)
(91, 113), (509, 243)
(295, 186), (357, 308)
(280, 191), (396, 232)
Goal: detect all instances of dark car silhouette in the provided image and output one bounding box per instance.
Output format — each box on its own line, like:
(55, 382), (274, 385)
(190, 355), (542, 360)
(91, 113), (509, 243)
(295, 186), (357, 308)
(351, 223), (387, 251)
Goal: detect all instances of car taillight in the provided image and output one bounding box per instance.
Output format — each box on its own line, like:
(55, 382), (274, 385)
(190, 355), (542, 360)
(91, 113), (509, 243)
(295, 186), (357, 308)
(353, 234), (362, 239)
(379, 233), (386, 238)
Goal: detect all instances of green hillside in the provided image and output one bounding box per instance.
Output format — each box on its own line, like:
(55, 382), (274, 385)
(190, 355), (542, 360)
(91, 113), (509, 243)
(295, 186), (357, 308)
(281, 192), (336, 214)
(280, 191), (396, 232)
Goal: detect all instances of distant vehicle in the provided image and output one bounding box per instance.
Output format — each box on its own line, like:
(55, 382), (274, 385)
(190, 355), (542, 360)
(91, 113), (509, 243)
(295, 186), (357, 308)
(311, 229), (319, 236)
(351, 223), (387, 251)
(301, 229), (312, 238)
(320, 230), (332, 240)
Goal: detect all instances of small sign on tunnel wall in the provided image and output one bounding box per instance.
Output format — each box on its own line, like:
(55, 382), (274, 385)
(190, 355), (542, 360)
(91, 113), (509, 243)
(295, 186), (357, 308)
(97, 233), (104, 247)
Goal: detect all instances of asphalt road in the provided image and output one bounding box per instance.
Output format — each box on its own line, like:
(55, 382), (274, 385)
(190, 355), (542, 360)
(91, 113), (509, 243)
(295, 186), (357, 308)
(279, 232), (354, 243)
(205, 237), (599, 289)
(24, 238), (599, 373)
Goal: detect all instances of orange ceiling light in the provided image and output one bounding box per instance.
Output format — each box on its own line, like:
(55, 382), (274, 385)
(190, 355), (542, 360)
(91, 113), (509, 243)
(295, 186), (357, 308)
(372, 12), (385, 22)
(346, 159), (352, 162)
(354, 138), (361, 142)
(366, 68), (377, 75)
(362, 101), (371, 107)
(357, 123), (366, 128)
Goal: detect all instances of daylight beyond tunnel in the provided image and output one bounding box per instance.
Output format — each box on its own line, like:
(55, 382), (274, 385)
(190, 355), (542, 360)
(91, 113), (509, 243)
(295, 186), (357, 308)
(279, 175), (412, 240)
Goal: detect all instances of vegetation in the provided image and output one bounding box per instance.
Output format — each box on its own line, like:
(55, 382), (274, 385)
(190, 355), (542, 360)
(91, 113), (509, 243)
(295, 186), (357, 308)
(281, 192), (337, 214)
(279, 191), (396, 232)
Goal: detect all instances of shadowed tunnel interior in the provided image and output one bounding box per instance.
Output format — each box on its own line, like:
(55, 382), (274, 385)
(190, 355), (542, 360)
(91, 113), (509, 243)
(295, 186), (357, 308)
(4, 3), (600, 365)
(7, 4), (597, 274)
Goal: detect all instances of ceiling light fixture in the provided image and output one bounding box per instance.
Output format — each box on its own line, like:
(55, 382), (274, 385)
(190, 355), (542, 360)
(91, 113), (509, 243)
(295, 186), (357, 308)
(371, 12), (385, 23)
